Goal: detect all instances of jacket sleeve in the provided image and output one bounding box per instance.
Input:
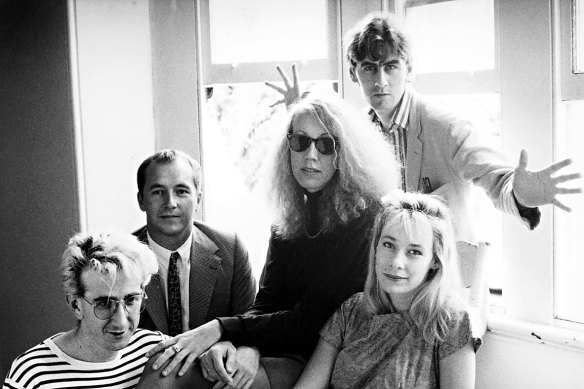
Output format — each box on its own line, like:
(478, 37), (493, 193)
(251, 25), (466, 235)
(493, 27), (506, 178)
(436, 110), (540, 230)
(228, 233), (257, 315)
(218, 218), (372, 358)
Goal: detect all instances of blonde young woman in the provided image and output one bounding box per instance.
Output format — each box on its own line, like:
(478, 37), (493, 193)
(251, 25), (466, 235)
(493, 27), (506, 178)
(293, 192), (479, 389)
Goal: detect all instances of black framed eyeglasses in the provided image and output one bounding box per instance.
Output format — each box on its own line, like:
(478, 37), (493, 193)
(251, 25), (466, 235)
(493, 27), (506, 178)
(287, 133), (338, 156)
(81, 292), (147, 320)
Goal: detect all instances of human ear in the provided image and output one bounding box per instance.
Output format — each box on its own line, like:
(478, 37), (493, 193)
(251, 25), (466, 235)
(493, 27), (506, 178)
(67, 296), (84, 320)
(349, 66), (359, 84)
(137, 191), (146, 212)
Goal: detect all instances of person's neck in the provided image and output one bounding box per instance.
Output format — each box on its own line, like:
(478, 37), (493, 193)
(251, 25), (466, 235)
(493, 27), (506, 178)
(57, 328), (118, 362)
(374, 107), (397, 131)
(389, 293), (413, 312)
(304, 190), (323, 237)
(149, 227), (191, 252)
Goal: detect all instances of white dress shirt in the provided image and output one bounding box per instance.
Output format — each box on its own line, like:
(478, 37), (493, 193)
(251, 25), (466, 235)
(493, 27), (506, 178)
(147, 232), (192, 332)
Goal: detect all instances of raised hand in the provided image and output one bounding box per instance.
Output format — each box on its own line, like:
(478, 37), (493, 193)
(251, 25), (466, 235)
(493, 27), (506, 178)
(145, 319), (222, 377)
(512, 149), (582, 211)
(265, 64), (301, 108)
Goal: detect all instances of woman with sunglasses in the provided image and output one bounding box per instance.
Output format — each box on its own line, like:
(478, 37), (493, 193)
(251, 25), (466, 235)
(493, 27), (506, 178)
(138, 92), (399, 389)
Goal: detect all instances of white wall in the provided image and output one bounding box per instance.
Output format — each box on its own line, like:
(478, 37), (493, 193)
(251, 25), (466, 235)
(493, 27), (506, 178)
(71, 0), (156, 232)
(477, 332), (584, 389)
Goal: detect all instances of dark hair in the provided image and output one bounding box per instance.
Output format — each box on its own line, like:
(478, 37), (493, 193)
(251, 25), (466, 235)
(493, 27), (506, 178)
(345, 12), (412, 72)
(137, 149), (202, 195)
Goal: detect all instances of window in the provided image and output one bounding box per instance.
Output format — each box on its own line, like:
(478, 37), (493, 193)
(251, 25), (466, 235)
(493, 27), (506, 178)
(554, 0), (584, 326)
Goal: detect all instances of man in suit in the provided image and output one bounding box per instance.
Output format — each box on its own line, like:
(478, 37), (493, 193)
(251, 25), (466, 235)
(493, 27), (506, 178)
(135, 149), (256, 336)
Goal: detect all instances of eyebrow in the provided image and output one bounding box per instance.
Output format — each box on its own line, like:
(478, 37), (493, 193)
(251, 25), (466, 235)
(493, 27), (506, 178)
(93, 292), (142, 301)
(361, 59), (401, 67)
(294, 130), (333, 139)
(380, 234), (424, 247)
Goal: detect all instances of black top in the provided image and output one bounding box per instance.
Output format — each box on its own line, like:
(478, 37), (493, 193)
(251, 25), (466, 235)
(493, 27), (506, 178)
(218, 200), (380, 360)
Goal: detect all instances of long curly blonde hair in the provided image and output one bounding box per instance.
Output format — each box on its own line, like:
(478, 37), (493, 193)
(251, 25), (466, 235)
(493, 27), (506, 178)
(266, 92), (399, 239)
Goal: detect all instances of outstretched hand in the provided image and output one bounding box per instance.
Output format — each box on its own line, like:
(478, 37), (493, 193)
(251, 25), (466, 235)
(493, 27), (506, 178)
(145, 319), (222, 377)
(512, 149), (582, 211)
(265, 64), (301, 108)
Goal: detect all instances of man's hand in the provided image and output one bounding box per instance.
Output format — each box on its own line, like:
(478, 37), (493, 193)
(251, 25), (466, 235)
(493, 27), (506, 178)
(513, 149), (582, 211)
(225, 346), (260, 389)
(200, 344), (261, 389)
(199, 341), (237, 386)
(145, 319), (222, 377)
(265, 64), (301, 108)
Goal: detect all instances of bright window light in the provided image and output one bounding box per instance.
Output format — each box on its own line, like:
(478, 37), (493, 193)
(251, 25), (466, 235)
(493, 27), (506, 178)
(209, 0), (328, 64)
(405, 0), (495, 74)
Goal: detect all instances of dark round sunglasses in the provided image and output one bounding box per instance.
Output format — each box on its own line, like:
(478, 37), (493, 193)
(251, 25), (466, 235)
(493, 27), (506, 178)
(287, 133), (338, 156)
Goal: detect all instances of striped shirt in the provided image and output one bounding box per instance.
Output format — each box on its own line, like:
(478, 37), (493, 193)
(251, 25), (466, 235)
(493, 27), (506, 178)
(3, 329), (166, 389)
(369, 84), (413, 191)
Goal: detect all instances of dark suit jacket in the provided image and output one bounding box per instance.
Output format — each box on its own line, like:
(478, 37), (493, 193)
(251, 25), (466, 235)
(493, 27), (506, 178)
(134, 221), (256, 334)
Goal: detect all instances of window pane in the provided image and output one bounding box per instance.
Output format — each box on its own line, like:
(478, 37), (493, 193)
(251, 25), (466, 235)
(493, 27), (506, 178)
(405, 0), (495, 74)
(574, 0), (584, 73)
(209, 0), (329, 64)
(555, 100), (584, 323)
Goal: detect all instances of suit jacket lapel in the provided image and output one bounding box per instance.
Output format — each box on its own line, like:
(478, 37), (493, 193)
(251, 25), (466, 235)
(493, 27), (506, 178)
(406, 90), (423, 192)
(139, 231), (170, 334)
(145, 273), (169, 334)
(188, 227), (221, 329)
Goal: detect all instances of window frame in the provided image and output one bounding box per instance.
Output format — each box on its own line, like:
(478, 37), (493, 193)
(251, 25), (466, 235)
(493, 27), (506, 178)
(559, 0), (584, 100)
(198, 0), (340, 86)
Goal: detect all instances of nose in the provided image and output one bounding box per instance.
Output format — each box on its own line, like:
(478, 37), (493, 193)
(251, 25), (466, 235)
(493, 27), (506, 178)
(305, 141), (319, 160)
(375, 71), (389, 88)
(164, 192), (178, 208)
(109, 301), (130, 325)
(391, 251), (406, 269)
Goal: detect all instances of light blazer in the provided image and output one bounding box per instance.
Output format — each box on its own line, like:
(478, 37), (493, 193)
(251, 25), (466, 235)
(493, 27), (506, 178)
(404, 89), (535, 245)
(135, 221), (256, 334)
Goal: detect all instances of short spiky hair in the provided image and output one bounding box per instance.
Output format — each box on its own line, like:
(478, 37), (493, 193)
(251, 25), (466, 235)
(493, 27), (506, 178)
(345, 12), (412, 72)
(364, 192), (465, 343)
(137, 149), (202, 195)
(61, 230), (158, 298)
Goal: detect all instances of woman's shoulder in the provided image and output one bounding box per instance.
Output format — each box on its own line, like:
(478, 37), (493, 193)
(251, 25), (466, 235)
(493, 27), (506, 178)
(439, 305), (481, 355)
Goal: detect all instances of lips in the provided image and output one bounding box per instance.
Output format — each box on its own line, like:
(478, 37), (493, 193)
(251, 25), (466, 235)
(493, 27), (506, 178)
(385, 273), (408, 281)
(302, 167), (321, 173)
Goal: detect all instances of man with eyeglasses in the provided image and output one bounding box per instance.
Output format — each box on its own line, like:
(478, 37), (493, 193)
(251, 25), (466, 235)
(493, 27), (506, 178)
(2, 231), (167, 389)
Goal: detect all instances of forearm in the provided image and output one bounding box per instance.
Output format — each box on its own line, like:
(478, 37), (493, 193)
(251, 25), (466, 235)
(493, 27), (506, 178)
(292, 338), (337, 389)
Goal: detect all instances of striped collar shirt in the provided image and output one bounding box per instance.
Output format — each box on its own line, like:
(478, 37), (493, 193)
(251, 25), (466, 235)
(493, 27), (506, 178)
(368, 84), (412, 191)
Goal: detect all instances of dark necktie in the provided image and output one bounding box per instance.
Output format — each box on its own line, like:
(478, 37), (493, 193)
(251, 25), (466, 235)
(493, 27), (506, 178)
(168, 252), (182, 336)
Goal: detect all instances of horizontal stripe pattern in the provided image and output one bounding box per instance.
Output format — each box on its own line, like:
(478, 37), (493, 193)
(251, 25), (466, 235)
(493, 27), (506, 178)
(3, 329), (166, 389)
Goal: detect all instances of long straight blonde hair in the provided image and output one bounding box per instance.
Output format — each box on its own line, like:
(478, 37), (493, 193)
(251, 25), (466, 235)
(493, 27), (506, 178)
(364, 192), (466, 343)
